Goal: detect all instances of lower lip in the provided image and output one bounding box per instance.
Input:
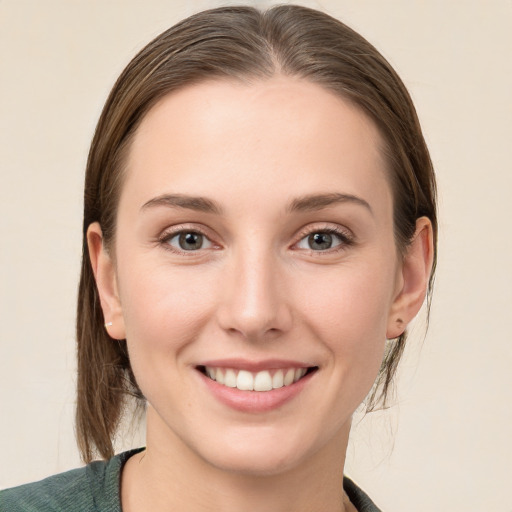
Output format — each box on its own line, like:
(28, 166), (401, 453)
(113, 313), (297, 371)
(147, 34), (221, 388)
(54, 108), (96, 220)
(197, 369), (315, 413)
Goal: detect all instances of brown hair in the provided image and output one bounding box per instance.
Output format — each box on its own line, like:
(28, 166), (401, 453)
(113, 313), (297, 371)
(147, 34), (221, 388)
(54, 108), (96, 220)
(76, 5), (437, 462)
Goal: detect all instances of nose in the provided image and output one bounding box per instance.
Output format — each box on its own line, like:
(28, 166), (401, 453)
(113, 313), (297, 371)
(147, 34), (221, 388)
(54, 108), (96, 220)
(216, 247), (293, 341)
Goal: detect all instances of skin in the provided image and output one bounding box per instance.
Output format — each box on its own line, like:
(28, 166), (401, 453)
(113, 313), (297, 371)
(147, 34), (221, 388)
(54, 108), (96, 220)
(88, 76), (433, 512)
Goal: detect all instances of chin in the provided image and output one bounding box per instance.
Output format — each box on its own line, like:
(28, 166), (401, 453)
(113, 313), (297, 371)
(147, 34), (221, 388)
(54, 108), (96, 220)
(205, 444), (307, 477)
(191, 423), (339, 478)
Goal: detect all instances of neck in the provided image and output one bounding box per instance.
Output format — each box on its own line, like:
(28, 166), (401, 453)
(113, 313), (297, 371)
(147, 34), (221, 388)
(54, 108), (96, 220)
(121, 407), (354, 512)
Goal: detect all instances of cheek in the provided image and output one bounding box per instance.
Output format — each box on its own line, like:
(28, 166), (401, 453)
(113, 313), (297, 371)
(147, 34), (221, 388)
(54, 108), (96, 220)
(292, 262), (394, 370)
(115, 261), (221, 409)
(299, 264), (394, 329)
(117, 260), (216, 361)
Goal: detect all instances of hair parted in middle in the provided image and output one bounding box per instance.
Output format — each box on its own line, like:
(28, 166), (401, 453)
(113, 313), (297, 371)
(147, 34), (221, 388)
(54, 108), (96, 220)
(76, 4), (437, 463)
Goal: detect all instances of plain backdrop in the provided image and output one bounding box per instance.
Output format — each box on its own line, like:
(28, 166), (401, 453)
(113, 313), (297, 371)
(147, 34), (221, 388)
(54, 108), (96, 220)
(1, 0), (511, 510)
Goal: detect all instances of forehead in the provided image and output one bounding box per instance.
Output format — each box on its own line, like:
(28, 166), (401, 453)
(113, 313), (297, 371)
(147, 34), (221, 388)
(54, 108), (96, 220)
(121, 76), (392, 217)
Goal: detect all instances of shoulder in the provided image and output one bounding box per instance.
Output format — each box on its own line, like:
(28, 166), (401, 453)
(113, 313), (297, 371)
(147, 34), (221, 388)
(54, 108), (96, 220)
(0, 449), (143, 512)
(1, 465), (94, 512)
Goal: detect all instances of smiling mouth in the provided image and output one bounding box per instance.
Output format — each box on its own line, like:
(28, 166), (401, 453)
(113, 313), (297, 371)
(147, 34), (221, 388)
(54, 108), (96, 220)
(197, 366), (318, 392)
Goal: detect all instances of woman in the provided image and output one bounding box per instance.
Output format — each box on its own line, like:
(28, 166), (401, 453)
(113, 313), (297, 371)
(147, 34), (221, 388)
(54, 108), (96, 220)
(1, 5), (436, 512)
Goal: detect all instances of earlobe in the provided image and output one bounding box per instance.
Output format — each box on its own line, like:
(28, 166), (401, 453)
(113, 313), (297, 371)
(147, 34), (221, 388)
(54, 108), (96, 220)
(386, 217), (434, 339)
(87, 222), (126, 340)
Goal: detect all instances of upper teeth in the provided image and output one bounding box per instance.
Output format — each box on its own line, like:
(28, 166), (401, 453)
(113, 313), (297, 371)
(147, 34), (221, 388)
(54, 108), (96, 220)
(205, 367), (308, 392)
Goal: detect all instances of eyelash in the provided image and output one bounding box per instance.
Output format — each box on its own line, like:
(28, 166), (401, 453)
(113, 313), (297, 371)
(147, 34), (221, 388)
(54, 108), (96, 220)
(292, 225), (355, 254)
(157, 224), (354, 255)
(158, 224), (217, 255)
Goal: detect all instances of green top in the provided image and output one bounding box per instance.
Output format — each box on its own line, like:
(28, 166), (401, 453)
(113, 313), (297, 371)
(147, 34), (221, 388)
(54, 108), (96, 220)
(0, 449), (382, 512)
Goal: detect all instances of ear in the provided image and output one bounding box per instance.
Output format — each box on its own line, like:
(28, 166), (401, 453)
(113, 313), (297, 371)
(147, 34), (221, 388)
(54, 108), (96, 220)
(87, 222), (126, 340)
(386, 217), (434, 339)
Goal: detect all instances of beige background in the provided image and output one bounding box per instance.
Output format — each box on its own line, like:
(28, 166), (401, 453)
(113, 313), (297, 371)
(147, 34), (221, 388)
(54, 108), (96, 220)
(1, 0), (511, 509)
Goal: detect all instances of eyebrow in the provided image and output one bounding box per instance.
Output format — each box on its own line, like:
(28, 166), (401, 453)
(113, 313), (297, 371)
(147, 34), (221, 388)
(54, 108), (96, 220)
(141, 194), (223, 214)
(287, 193), (373, 215)
(140, 192), (372, 216)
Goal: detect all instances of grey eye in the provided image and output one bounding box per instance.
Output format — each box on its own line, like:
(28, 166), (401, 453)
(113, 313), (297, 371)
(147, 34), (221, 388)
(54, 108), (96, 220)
(167, 232), (212, 251)
(296, 231), (344, 251)
(308, 232), (334, 250)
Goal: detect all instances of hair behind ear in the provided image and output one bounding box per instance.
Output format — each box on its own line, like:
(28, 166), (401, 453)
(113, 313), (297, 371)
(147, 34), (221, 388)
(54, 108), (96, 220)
(367, 218), (434, 411)
(76, 248), (142, 463)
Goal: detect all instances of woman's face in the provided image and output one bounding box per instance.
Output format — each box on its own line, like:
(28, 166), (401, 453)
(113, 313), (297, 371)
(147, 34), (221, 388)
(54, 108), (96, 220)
(95, 77), (416, 475)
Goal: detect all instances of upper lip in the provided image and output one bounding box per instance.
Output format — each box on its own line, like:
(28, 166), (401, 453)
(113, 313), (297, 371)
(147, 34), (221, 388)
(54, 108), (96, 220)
(196, 358), (317, 372)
